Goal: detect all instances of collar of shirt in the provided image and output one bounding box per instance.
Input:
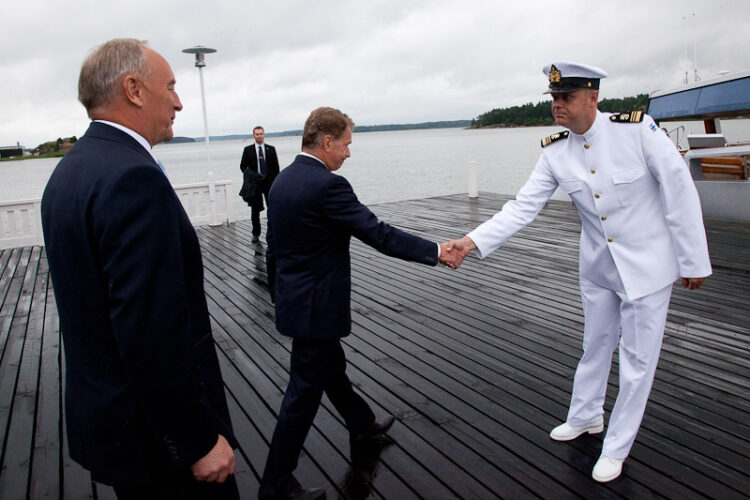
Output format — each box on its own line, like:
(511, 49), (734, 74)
(299, 152), (328, 168)
(94, 120), (159, 165)
(256, 143), (264, 153)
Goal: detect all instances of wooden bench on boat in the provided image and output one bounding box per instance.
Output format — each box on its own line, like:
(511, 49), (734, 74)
(700, 155), (748, 180)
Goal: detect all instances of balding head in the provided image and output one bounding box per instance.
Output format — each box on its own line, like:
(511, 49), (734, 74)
(76, 38), (182, 146)
(78, 38), (151, 117)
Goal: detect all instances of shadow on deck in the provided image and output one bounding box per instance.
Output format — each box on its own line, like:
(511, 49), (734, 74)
(0, 193), (748, 499)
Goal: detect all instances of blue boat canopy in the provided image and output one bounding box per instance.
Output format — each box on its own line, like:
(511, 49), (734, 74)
(648, 70), (750, 121)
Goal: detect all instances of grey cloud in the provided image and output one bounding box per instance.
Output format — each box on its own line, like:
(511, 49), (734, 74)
(2, 0), (749, 146)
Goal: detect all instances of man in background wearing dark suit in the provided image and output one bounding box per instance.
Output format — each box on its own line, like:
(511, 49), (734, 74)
(41, 38), (239, 499)
(240, 125), (280, 242)
(259, 107), (462, 499)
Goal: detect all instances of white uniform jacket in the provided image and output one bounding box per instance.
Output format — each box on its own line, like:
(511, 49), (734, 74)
(468, 110), (712, 300)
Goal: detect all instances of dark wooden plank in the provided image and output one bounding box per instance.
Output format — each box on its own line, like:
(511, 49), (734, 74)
(0, 247), (36, 499)
(60, 332), (96, 499)
(0, 248), (24, 459)
(29, 250), (62, 498)
(0, 247), (44, 499)
(94, 482), (117, 499)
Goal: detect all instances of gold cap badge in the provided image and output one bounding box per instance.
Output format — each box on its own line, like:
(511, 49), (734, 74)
(549, 64), (561, 84)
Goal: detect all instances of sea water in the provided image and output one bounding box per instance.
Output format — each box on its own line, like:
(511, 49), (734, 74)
(4, 120), (749, 221)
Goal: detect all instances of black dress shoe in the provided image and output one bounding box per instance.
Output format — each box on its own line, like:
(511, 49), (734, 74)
(351, 415), (395, 444)
(283, 486), (326, 500)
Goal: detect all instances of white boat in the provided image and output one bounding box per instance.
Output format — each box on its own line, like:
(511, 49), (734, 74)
(648, 70), (750, 221)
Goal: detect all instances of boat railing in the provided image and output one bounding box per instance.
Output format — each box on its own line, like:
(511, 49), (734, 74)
(663, 125), (686, 149)
(0, 180), (234, 250)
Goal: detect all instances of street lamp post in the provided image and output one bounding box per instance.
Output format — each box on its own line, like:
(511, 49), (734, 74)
(182, 45), (220, 226)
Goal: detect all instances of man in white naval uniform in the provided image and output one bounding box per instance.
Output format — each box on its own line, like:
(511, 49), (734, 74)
(451, 61), (712, 482)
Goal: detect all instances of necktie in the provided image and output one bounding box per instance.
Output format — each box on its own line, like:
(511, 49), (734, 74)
(258, 146), (267, 176)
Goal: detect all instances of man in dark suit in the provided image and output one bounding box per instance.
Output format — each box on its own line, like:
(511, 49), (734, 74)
(240, 126), (280, 242)
(259, 107), (461, 499)
(41, 38), (239, 499)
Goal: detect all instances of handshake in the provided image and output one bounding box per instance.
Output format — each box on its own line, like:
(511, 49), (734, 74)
(438, 236), (476, 270)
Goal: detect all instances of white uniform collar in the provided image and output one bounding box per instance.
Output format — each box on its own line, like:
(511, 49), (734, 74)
(577, 110), (604, 143)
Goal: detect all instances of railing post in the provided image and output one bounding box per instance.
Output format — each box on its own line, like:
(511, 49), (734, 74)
(468, 160), (478, 198)
(33, 200), (44, 245)
(208, 171), (220, 226)
(223, 183), (234, 224)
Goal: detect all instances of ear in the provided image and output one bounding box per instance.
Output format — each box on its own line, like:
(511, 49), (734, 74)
(122, 74), (145, 108)
(589, 89), (599, 107)
(322, 134), (332, 151)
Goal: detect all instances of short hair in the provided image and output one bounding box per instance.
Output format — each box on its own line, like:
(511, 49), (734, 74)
(78, 38), (151, 116)
(253, 126), (264, 133)
(301, 107), (354, 150)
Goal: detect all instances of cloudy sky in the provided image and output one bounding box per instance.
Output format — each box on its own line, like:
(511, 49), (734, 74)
(3, 0), (749, 147)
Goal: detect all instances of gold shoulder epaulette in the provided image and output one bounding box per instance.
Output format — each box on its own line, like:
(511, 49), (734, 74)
(609, 111), (644, 123)
(541, 130), (569, 148)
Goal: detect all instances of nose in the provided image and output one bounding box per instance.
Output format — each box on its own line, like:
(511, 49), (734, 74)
(174, 92), (183, 112)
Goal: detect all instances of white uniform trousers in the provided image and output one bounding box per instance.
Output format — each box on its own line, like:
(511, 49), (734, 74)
(567, 276), (673, 459)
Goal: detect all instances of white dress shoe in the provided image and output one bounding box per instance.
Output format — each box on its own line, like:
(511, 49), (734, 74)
(592, 455), (624, 482)
(549, 415), (604, 441)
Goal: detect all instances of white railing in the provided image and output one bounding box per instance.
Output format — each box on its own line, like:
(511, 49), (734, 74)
(0, 199), (43, 249)
(0, 180), (234, 250)
(174, 179), (235, 227)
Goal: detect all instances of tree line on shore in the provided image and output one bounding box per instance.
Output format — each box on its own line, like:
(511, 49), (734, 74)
(0, 136), (78, 161)
(471, 94), (650, 128)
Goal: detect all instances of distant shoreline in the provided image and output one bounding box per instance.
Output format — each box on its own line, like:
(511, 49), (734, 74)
(165, 119), (473, 144)
(0, 151), (66, 163)
(166, 122), (552, 146)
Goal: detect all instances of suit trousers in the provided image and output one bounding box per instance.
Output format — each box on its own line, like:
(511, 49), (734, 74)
(259, 338), (375, 498)
(251, 189), (270, 237)
(567, 277), (672, 459)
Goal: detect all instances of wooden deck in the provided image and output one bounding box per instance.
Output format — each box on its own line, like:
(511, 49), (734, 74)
(0, 193), (748, 499)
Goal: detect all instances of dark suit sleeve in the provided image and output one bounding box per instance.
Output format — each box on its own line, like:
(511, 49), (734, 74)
(240, 146), (255, 173)
(324, 175), (438, 266)
(98, 165), (219, 468)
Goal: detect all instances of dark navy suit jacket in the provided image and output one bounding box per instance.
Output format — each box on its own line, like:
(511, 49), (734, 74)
(41, 122), (236, 485)
(266, 154), (438, 341)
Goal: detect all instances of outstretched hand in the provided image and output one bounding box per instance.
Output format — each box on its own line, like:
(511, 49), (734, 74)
(439, 236), (476, 269)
